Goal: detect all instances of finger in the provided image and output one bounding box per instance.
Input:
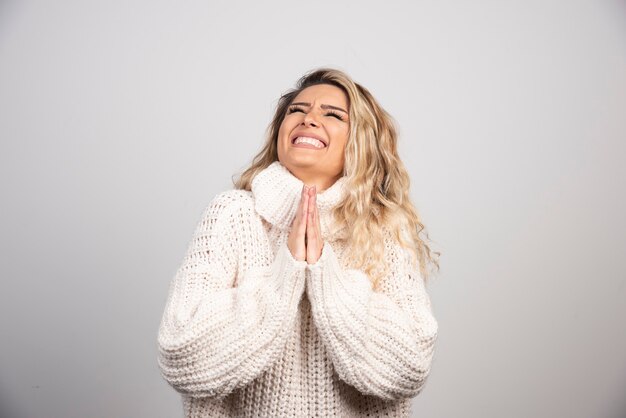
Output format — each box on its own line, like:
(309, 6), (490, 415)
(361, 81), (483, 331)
(307, 207), (316, 252)
(309, 192), (322, 252)
(315, 197), (322, 238)
(309, 189), (319, 240)
(307, 187), (315, 229)
(300, 188), (309, 234)
(296, 185), (309, 226)
(293, 185), (306, 227)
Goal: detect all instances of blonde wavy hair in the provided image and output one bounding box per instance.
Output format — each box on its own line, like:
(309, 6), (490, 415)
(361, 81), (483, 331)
(233, 67), (440, 289)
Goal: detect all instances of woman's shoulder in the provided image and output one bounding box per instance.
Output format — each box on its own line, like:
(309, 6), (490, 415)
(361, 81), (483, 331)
(211, 188), (254, 205)
(199, 188), (257, 223)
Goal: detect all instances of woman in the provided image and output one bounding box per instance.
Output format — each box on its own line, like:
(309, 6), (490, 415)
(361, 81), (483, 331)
(157, 67), (440, 417)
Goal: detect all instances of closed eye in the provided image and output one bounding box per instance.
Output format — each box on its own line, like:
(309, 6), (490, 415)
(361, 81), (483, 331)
(325, 110), (344, 120)
(287, 105), (346, 121)
(287, 106), (305, 114)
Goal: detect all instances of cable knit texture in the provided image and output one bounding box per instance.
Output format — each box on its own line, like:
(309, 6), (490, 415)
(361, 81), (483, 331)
(157, 161), (438, 417)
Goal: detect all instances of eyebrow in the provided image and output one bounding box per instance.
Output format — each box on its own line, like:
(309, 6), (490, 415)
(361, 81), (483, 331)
(290, 102), (348, 114)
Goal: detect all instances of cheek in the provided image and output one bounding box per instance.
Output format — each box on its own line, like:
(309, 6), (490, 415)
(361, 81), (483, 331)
(328, 139), (347, 162)
(278, 118), (296, 141)
(331, 128), (349, 151)
(277, 123), (289, 148)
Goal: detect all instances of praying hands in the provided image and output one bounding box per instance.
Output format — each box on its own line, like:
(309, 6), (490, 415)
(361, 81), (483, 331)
(287, 184), (324, 264)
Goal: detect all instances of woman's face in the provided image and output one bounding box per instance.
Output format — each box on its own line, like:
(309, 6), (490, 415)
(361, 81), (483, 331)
(277, 84), (350, 186)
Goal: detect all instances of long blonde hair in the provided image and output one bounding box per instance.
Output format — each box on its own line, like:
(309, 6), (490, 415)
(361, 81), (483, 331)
(233, 67), (440, 289)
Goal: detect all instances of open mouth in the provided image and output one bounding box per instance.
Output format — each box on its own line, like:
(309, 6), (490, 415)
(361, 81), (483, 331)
(291, 136), (327, 148)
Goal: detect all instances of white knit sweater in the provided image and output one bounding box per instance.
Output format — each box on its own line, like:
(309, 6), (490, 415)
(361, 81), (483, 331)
(156, 161), (438, 417)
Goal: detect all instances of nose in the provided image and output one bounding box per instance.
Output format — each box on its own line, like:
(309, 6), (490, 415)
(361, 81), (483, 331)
(303, 110), (319, 127)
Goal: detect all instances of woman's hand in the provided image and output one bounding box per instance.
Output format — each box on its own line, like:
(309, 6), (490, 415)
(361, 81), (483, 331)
(287, 185), (309, 261)
(305, 185), (324, 264)
(287, 184), (324, 264)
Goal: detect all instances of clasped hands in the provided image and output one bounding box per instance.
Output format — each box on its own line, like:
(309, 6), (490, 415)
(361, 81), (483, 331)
(287, 184), (324, 264)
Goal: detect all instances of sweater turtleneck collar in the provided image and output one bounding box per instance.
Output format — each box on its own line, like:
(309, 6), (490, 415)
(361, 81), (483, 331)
(251, 161), (348, 240)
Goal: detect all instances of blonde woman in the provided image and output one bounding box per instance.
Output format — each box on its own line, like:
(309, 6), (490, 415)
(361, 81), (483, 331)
(157, 67), (440, 417)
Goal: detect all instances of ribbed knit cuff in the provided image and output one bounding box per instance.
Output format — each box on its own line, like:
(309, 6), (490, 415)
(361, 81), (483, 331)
(250, 240), (307, 301)
(305, 241), (332, 272)
(304, 242), (353, 313)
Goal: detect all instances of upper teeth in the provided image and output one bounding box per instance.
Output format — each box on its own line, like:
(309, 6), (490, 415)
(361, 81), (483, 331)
(294, 136), (325, 148)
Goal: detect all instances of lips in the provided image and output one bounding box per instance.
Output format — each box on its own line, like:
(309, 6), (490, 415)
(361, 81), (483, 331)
(290, 132), (328, 147)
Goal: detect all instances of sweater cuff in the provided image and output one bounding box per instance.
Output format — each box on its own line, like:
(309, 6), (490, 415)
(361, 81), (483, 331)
(278, 240), (308, 275)
(271, 242), (306, 289)
(281, 240), (308, 269)
(305, 241), (333, 272)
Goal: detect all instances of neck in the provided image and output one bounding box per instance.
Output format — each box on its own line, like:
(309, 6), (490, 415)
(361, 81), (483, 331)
(250, 161), (349, 239)
(287, 168), (341, 193)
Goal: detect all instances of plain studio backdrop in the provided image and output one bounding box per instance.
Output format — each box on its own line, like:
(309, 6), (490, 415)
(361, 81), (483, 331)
(1, 1), (625, 417)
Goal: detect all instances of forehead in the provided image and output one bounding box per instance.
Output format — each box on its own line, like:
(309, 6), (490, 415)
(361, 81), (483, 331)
(294, 84), (348, 107)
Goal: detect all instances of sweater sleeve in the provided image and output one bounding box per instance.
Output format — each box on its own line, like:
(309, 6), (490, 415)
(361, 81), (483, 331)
(305, 236), (438, 401)
(156, 191), (307, 400)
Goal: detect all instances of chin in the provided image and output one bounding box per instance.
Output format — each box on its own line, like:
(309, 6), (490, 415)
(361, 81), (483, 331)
(282, 150), (317, 163)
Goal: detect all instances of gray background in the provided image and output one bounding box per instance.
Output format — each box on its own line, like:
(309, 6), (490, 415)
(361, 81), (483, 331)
(1, 0), (625, 417)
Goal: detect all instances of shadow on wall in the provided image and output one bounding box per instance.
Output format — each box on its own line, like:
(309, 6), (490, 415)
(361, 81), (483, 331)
(610, 393), (626, 418)
(0, 0), (20, 39)
(0, 393), (28, 418)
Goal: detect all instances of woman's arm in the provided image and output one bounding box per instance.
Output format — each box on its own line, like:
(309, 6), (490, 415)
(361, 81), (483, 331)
(157, 191), (307, 400)
(305, 235), (438, 401)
